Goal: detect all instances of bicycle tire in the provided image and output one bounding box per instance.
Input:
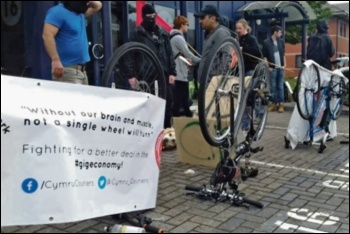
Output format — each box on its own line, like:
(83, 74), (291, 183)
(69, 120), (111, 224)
(296, 64), (320, 121)
(329, 75), (345, 120)
(101, 42), (166, 99)
(250, 62), (270, 141)
(198, 37), (245, 147)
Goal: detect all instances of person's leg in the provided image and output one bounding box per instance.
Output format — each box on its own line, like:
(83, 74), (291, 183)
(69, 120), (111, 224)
(245, 70), (254, 77)
(82, 71), (89, 85)
(241, 70), (254, 135)
(182, 81), (193, 117)
(268, 69), (278, 112)
(173, 81), (181, 117)
(164, 84), (174, 129)
(277, 69), (285, 113)
(53, 68), (88, 85)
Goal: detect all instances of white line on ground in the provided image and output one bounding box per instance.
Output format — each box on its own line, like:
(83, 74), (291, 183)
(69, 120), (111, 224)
(265, 125), (349, 136)
(250, 160), (349, 179)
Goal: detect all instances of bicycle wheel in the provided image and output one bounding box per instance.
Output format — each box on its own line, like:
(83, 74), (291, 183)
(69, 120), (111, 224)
(329, 75), (345, 120)
(296, 64), (320, 121)
(198, 37), (245, 147)
(101, 42), (166, 99)
(251, 62), (270, 141)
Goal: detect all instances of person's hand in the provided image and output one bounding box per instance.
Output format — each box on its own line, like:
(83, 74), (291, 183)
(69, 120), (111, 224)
(128, 77), (138, 89)
(87, 1), (100, 9)
(269, 67), (274, 72)
(52, 59), (64, 78)
(169, 75), (175, 85)
(186, 58), (193, 67)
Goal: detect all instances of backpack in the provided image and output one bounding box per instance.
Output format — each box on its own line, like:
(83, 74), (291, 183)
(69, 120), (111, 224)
(169, 32), (183, 59)
(306, 34), (327, 66)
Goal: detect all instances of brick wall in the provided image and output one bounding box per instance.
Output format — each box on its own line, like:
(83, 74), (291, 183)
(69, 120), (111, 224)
(285, 17), (349, 78)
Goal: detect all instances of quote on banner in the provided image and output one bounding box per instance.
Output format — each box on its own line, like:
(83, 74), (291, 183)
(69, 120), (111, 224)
(1, 75), (165, 226)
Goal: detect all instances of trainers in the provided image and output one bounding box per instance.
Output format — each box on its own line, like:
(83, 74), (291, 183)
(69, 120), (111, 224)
(278, 103), (284, 113)
(268, 104), (277, 112)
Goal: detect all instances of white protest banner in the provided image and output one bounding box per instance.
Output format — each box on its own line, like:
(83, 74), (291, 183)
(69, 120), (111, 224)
(1, 75), (165, 226)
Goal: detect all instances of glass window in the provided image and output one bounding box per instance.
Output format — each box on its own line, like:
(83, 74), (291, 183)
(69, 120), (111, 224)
(154, 4), (176, 28)
(1, 1), (26, 76)
(296, 55), (302, 68)
(128, 1), (137, 39)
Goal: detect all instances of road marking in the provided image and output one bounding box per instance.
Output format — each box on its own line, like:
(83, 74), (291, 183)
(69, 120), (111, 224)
(275, 221), (326, 233)
(265, 125), (349, 136)
(288, 208), (339, 225)
(323, 180), (349, 191)
(340, 163), (349, 173)
(251, 160), (349, 178)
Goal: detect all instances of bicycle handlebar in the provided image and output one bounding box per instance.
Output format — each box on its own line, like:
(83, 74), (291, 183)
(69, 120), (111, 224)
(331, 57), (349, 67)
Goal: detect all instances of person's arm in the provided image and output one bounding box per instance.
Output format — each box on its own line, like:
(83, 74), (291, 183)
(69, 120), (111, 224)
(282, 41), (286, 69)
(328, 35), (335, 58)
(175, 36), (201, 65)
(42, 23), (63, 78)
(85, 1), (102, 17)
(165, 35), (177, 78)
(262, 40), (274, 71)
(245, 36), (262, 58)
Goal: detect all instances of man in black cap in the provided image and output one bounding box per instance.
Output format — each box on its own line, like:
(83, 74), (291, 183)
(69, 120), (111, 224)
(194, 5), (231, 80)
(129, 4), (176, 129)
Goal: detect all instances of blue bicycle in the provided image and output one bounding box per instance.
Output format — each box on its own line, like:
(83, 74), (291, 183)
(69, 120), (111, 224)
(285, 58), (348, 153)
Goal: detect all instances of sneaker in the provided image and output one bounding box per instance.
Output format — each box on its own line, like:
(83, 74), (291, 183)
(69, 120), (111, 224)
(278, 103), (284, 113)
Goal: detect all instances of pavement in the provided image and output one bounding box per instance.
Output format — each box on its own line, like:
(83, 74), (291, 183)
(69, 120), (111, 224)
(1, 104), (349, 233)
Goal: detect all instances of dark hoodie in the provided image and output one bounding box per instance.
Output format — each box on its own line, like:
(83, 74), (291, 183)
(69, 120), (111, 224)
(315, 20), (335, 69)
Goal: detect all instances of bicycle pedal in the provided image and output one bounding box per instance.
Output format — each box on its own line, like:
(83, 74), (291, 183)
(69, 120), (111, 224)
(250, 146), (264, 153)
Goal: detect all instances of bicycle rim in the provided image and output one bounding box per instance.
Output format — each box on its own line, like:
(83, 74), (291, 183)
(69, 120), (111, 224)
(101, 42), (166, 99)
(296, 64), (320, 121)
(198, 37), (245, 147)
(330, 75), (345, 120)
(251, 62), (270, 141)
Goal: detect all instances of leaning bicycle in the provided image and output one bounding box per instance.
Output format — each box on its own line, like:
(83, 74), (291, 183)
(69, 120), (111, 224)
(101, 42), (167, 233)
(101, 42), (167, 99)
(185, 37), (270, 209)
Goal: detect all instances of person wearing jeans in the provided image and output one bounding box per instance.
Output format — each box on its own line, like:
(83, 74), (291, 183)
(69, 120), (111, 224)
(270, 68), (285, 108)
(262, 25), (286, 113)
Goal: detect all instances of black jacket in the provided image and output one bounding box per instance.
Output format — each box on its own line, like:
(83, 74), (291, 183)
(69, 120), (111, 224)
(262, 37), (285, 69)
(239, 33), (262, 72)
(130, 25), (177, 78)
(310, 20), (335, 70)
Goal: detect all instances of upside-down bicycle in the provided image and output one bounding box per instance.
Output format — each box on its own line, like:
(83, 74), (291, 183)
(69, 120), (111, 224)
(285, 57), (349, 153)
(184, 37), (271, 209)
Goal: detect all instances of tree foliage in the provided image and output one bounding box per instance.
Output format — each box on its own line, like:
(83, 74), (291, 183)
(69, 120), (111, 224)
(285, 1), (333, 44)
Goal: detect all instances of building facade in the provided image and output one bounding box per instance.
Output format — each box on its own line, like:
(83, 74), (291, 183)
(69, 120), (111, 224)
(1, 1), (315, 85)
(285, 3), (349, 77)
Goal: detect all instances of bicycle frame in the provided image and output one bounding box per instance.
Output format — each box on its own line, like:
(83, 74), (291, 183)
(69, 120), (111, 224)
(308, 79), (344, 152)
(287, 58), (348, 153)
